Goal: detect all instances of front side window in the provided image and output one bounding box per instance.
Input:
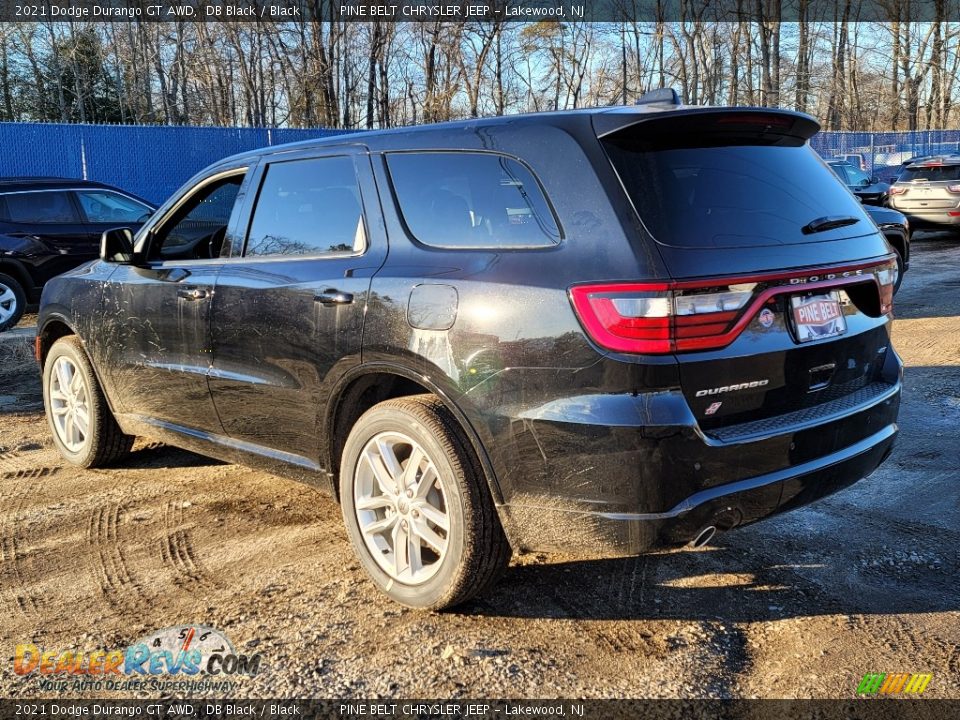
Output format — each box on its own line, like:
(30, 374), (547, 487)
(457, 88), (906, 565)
(245, 156), (365, 258)
(76, 190), (152, 224)
(2, 191), (79, 224)
(386, 152), (561, 249)
(149, 172), (245, 260)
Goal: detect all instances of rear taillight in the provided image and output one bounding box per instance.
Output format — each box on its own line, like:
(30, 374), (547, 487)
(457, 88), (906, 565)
(876, 260), (897, 315)
(569, 282), (754, 354)
(947, 183), (960, 193)
(888, 186), (907, 195)
(570, 261), (896, 354)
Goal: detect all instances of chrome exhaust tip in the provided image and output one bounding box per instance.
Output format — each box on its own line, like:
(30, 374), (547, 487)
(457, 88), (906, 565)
(690, 525), (717, 548)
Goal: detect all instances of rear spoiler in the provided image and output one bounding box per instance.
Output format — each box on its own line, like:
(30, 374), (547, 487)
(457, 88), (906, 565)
(593, 106), (820, 143)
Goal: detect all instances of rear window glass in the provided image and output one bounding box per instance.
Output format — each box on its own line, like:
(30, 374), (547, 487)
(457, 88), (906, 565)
(604, 139), (869, 248)
(899, 164), (960, 182)
(386, 152), (560, 249)
(2, 191), (79, 224)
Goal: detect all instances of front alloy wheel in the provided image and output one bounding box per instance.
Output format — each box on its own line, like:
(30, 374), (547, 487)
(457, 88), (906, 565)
(48, 355), (91, 452)
(0, 272), (25, 332)
(43, 336), (134, 467)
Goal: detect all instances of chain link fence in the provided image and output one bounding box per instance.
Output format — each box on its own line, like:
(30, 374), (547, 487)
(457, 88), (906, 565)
(811, 130), (960, 181)
(0, 122), (351, 205)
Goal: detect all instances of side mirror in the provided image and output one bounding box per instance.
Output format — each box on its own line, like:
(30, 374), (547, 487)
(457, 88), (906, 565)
(100, 227), (136, 264)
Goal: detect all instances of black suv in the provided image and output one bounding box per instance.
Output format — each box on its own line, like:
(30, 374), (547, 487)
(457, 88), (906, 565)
(37, 100), (901, 609)
(826, 160), (890, 205)
(0, 178), (154, 331)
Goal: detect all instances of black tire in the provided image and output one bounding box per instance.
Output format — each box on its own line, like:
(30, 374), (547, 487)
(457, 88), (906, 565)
(0, 272), (26, 332)
(339, 394), (511, 609)
(42, 336), (134, 468)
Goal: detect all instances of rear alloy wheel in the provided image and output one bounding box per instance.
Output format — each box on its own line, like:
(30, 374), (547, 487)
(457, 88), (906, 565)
(43, 336), (134, 467)
(340, 395), (511, 609)
(0, 272), (26, 332)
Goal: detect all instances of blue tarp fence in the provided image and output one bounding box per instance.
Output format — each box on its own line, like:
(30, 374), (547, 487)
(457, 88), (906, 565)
(0, 122), (352, 205)
(2, 121), (960, 204)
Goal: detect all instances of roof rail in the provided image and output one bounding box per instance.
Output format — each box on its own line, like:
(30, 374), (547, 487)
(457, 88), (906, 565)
(635, 88), (680, 106)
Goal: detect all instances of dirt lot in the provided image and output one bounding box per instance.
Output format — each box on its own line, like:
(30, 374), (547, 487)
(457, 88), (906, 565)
(1, 238), (958, 699)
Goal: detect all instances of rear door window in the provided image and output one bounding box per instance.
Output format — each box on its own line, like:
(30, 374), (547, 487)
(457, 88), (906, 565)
(2, 191), (80, 224)
(245, 156), (365, 257)
(604, 136), (869, 248)
(75, 190), (152, 224)
(899, 164), (960, 182)
(386, 151), (561, 249)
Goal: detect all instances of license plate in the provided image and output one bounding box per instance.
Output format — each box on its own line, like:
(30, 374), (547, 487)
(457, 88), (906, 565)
(790, 292), (847, 343)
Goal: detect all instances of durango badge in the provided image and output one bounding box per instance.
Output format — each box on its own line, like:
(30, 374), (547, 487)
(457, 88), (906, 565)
(696, 380), (770, 397)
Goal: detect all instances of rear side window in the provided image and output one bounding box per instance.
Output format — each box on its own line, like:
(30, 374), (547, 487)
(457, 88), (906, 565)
(386, 152), (560, 249)
(246, 156), (364, 257)
(899, 164), (960, 182)
(604, 137), (869, 248)
(2, 191), (79, 224)
(75, 190), (152, 224)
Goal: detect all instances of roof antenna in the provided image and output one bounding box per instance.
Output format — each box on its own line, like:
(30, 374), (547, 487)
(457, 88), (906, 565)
(635, 88), (681, 106)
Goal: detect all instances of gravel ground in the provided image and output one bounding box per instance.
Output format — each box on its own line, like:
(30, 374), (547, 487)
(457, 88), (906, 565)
(1, 238), (958, 699)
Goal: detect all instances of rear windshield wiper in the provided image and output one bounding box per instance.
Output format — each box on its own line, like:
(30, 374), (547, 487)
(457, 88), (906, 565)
(801, 215), (861, 235)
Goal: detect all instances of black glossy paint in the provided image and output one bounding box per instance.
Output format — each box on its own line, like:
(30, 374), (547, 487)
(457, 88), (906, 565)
(0, 178), (154, 302)
(38, 105), (902, 555)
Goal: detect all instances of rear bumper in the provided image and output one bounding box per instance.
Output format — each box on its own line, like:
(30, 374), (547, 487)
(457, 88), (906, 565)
(894, 209), (960, 227)
(499, 421), (897, 555)
(495, 354), (902, 555)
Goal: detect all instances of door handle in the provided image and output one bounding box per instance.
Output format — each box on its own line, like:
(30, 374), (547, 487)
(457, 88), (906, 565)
(314, 288), (354, 305)
(177, 287), (209, 301)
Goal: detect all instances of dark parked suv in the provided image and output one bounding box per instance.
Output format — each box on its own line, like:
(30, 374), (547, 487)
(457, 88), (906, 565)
(37, 99), (901, 609)
(826, 160), (890, 206)
(0, 178), (154, 331)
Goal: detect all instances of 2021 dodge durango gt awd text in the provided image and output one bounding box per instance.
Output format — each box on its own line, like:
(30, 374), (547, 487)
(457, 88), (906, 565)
(37, 101), (902, 609)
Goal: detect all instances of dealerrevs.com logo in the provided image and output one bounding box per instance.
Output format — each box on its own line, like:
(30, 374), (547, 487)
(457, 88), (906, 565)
(14, 625), (262, 694)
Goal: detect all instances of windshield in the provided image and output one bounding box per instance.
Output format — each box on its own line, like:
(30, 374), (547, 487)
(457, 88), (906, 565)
(604, 139), (870, 249)
(899, 164), (960, 183)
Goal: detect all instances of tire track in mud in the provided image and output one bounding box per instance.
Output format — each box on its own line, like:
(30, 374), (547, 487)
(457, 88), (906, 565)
(87, 501), (149, 611)
(948, 643), (960, 679)
(161, 499), (215, 588)
(0, 485), (41, 617)
(0, 449), (24, 472)
(1, 466), (59, 481)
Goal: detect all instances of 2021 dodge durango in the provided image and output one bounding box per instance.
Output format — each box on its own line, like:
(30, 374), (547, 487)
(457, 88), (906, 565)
(37, 99), (902, 609)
